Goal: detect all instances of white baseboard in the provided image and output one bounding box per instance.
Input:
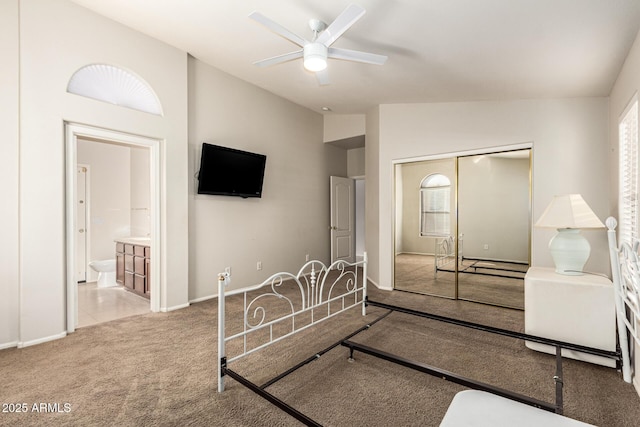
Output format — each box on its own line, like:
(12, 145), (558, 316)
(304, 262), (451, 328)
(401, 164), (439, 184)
(160, 302), (190, 312)
(367, 276), (392, 291)
(0, 340), (19, 350)
(396, 251), (434, 256)
(189, 294), (217, 304)
(634, 375), (640, 398)
(18, 331), (67, 348)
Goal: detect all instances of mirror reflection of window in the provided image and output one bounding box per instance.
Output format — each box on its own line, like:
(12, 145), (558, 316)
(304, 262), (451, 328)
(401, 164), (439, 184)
(394, 149), (531, 311)
(420, 174), (451, 237)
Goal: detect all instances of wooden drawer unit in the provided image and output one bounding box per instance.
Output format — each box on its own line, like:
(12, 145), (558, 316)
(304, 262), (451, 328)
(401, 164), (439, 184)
(124, 271), (135, 290)
(116, 240), (151, 299)
(145, 257), (151, 296)
(124, 255), (134, 272)
(134, 274), (146, 294)
(134, 256), (145, 274)
(116, 253), (125, 285)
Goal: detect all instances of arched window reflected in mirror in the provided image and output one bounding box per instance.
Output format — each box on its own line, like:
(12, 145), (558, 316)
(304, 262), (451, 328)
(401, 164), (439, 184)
(420, 174), (451, 238)
(394, 158), (456, 299)
(394, 148), (531, 310)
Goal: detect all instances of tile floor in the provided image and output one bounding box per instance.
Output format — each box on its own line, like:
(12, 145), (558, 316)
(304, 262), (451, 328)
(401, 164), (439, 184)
(77, 282), (150, 328)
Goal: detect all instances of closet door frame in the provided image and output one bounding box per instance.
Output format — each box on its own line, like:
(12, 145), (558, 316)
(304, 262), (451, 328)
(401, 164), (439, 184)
(392, 142), (532, 307)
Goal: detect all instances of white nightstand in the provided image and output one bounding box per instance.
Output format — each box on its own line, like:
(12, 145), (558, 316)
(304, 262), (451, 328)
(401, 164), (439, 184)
(524, 267), (616, 367)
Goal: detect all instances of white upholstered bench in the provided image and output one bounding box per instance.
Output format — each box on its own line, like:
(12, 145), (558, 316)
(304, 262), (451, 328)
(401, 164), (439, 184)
(440, 390), (594, 426)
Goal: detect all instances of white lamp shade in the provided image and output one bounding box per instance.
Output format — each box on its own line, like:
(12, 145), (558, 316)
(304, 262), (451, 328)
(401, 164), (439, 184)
(535, 194), (604, 229)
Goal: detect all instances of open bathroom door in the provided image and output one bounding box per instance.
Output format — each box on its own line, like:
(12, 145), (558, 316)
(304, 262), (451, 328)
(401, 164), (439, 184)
(76, 165), (88, 282)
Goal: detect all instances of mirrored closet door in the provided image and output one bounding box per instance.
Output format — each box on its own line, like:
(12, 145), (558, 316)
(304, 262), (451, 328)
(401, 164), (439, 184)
(393, 149), (531, 309)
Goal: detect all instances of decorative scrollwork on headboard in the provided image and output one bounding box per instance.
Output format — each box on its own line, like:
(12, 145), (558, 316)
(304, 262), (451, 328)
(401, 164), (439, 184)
(245, 274), (300, 329)
(217, 254), (368, 392)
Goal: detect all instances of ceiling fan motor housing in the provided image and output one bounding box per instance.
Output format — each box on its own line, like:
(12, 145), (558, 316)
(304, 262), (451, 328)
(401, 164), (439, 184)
(303, 43), (328, 71)
(308, 18), (327, 34)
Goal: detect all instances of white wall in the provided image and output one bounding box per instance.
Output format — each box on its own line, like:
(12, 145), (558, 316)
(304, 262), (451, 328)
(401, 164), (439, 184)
(370, 99), (609, 289)
(324, 114), (365, 142)
(0, 0), (20, 349)
(187, 57), (347, 299)
(4, 0), (189, 348)
(347, 147), (365, 177)
(365, 106), (381, 287)
(130, 146), (151, 237)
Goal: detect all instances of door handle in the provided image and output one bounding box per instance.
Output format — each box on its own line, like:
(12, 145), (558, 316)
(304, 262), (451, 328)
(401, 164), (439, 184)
(79, 229), (85, 233)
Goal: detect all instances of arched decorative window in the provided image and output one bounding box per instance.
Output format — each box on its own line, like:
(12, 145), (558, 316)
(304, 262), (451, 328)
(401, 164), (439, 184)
(67, 64), (163, 116)
(420, 173), (451, 236)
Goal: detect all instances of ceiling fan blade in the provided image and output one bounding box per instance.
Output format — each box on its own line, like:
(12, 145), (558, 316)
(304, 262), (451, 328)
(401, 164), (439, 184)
(315, 69), (330, 86)
(253, 50), (303, 67)
(328, 47), (387, 65)
(249, 11), (309, 47)
(316, 4), (366, 47)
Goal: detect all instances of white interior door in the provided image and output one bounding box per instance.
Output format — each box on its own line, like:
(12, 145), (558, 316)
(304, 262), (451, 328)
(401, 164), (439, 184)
(330, 176), (355, 263)
(76, 165), (88, 282)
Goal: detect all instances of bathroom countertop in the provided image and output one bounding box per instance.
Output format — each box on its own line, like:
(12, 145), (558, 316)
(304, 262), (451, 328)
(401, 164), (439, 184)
(115, 237), (151, 246)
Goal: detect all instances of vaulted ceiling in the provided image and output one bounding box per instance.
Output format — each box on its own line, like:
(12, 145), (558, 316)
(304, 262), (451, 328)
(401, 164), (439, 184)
(71, 0), (640, 114)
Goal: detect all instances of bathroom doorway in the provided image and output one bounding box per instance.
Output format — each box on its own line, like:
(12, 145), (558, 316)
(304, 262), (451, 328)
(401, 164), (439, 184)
(65, 123), (161, 333)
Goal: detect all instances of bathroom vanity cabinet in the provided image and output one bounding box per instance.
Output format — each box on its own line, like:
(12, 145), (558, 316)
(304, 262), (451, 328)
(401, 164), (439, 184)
(115, 239), (150, 299)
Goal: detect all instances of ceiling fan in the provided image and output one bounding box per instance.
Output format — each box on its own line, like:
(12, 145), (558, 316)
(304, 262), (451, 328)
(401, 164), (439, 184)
(249, 3), (387, 85)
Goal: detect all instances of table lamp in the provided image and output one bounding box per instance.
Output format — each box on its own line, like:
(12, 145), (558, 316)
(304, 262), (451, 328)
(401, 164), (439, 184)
(535, 194), (604, 275)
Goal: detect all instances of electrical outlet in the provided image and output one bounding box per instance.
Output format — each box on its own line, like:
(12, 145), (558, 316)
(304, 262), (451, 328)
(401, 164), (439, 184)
(257, 261), (262, 271)
(483, 244), (489, 250)
(305, 254), (310, 262)
(225, 267), (231, 275)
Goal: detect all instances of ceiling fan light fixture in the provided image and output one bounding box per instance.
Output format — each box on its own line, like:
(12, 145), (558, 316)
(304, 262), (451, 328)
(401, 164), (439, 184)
(303, 43), (328, 72)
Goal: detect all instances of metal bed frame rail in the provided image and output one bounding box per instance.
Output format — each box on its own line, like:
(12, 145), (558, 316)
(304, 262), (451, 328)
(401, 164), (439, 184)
(217, 256), (622, 426)
(361, 299), (620, 415)
(219, 299), (620, 426)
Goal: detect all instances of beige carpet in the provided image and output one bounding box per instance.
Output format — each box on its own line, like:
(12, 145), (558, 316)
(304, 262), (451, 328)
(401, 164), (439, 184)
(1, 285), (639, 426)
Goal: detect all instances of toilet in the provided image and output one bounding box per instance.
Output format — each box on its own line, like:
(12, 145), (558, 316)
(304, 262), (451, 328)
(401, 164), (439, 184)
(89, 259), (117, 288)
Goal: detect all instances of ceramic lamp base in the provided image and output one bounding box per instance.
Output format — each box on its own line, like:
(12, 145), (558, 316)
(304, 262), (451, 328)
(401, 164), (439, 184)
(549, 228), (590, 275)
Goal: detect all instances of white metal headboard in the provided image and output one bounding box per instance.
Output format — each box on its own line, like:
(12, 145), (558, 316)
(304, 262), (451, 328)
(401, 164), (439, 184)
(217, 253), (367, 392)
(606, 217), (640, 383)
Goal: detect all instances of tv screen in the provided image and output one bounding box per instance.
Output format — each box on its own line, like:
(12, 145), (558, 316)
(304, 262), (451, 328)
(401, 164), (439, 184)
(197, 143), (266, 198)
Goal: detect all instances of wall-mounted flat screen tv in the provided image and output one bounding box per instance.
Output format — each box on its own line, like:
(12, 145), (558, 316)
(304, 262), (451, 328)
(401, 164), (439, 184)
(197, 143), (266, 198)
